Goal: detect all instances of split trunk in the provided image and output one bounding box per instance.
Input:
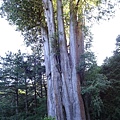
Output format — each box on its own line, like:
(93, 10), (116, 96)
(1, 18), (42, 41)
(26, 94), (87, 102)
(42, 0), (86, 120)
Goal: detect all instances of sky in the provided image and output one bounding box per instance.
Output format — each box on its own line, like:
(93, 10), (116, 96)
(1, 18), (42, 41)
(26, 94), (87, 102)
(0, 18), (31, 56)
(91, 10), (120, 65)
(0, 5), (120, 65)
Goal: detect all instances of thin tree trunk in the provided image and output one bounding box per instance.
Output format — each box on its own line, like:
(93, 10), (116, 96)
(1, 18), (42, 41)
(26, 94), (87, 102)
(83, 94), (91, 120)
(15, 88), (18, 116)
(15, 75), (19, 120)
(43, 74), (47, 97)
(34, 79), (37, 113)
(34, 59), (37, 114)
(40, 81), (43, 97)
(25, 77), (28, 115)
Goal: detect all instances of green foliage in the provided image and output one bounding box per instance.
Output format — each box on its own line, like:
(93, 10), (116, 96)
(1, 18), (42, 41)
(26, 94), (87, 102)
(43, 116), (55, 120)
(78, 51), (111, 119)
(114, 35), (120, 54)
(100, 39), (120, 120)
(0, 0), (46, 49)
(0, 50), (47, 120)
(0, 0), (45, 31)
(83, 66), (111, 119)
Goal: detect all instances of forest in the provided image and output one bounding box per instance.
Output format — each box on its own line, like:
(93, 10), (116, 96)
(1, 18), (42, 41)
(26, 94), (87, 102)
(0, 0), (120, 120)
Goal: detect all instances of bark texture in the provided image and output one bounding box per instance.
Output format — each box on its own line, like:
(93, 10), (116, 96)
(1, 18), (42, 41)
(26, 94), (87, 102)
(42, 0), (86, 120)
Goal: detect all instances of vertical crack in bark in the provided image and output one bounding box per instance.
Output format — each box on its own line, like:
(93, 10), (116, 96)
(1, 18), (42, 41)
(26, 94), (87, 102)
(62, 105), (67, 120)
(42, 0), (86, 119)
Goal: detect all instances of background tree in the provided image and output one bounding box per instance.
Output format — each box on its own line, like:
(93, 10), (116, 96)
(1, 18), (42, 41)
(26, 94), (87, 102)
(100, 35), (120, 120)
(77, 50), (111, 120)
(0, 50), (47, 120)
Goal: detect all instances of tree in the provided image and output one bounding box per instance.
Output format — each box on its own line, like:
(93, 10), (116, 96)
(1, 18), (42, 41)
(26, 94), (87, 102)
(0, 51), (47, 120)
(101, 36), (120, 120)
(77, 51), (111, 120)
(0, 0), (118, 120)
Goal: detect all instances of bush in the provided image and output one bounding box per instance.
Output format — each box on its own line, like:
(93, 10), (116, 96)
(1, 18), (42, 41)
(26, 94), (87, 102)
(43, 116), (55, 120)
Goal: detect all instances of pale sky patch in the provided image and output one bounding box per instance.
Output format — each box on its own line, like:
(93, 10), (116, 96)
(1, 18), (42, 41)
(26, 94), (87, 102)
(91, 10), (120, 65)
(0, 18), (30, 56)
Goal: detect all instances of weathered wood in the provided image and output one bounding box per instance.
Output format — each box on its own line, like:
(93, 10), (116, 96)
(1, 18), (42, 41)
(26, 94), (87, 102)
(42, 0), (86, 119)
(42, 0), (63, 119)
(41, 27), (55, 117)
(57, 0), (73, 120)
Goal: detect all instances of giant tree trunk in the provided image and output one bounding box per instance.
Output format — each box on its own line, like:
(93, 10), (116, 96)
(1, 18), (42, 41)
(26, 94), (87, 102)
(69, 1), (86, 120)
(42, 0), (86, 120)
(41, 0), (64, 118)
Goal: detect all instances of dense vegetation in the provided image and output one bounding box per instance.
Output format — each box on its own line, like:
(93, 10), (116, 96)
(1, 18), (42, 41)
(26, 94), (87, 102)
(100, 36), (120, 120)
(0, 51), (47, 120)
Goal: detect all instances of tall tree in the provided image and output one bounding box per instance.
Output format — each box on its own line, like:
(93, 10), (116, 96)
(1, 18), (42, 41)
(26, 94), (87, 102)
(0, 0), (117, 119)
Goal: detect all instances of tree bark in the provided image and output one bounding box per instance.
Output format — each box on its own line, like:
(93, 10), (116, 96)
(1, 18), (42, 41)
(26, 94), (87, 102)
(25, 77), (28, 115)
(69, 1), (86, 120)
(42, 0), (64, 118)
(15, 78), (19, 120)
(42, 0), (86, 120)
(57, 1), (75, 120)
(15, 88), (18, 116)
